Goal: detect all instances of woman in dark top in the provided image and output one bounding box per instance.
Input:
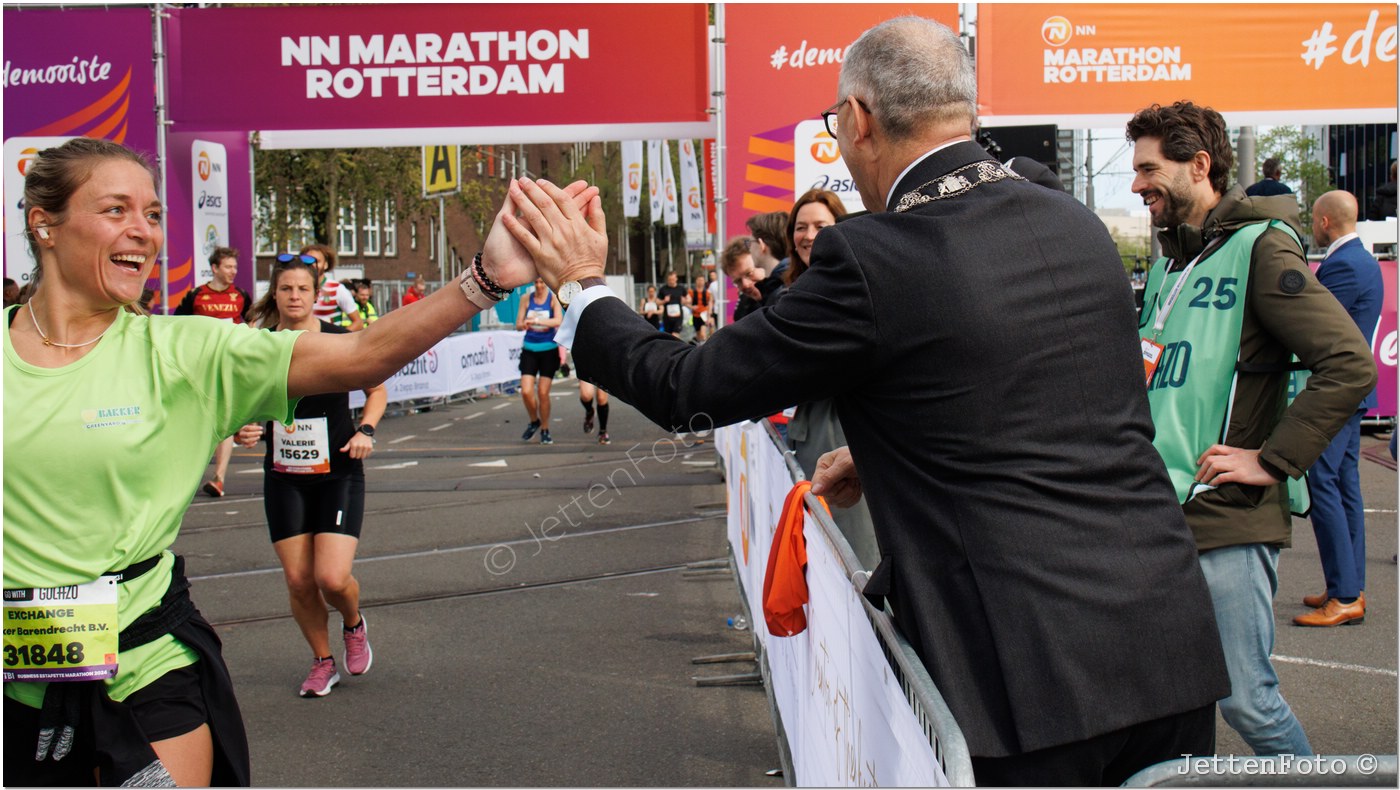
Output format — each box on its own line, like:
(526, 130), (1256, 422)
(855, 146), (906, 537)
(241, 256), (387, 698)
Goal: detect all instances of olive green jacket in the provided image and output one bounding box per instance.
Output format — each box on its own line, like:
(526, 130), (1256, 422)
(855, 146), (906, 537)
(1152, 186), (1377, 552)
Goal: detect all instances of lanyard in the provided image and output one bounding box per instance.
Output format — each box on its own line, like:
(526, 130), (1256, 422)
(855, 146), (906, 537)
(1151, 238), (1224, 339)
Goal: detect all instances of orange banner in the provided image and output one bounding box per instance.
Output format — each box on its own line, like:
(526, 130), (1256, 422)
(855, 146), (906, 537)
(978, 4), (1398, 127)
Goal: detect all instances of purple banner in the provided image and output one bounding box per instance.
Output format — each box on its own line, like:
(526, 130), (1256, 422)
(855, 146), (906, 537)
(2, 6), (157, 157)
(163, 131), (255, 314)
(2, 6), (158, 284)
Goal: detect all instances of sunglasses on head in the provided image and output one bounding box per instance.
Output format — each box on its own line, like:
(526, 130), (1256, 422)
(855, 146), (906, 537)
(276, 253), (317, 266)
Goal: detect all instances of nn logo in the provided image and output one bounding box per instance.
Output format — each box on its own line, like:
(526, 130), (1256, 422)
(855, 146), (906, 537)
(810, 131), (840, 165)
(1042, 17), (1095, 46)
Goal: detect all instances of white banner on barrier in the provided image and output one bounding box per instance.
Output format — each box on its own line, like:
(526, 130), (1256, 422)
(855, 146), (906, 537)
(350, 330), (525, 409)
(718, 421), (948, 787)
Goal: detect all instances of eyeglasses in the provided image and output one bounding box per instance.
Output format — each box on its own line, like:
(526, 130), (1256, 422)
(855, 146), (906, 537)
(821, 96), (871, 137)
(746, 236), (764, 249)
(275, 253), (317, 267)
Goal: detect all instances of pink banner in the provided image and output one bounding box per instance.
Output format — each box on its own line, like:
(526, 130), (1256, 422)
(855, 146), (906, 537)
(1373, 259), (1397, 419)
(166, 4), (711, 146)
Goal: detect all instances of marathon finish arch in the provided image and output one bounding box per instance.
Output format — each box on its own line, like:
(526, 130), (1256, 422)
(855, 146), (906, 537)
(164, 3), (713, 148)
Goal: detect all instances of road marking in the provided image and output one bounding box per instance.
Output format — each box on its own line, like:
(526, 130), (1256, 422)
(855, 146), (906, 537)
(371, 461), (420, 471)
(683, 461), (716, 467)
(1365, 508), (1396, 514)
(430, 423), (453, 432)
(492, 403), (512, 410)
(190, 514), (720, 581)
(470, 459), (509, 468)
(237, 468), (264, 475)
(465, 413), (484, 420)
(1273, 654), (1397, 677)
(389, 435), (416, 444)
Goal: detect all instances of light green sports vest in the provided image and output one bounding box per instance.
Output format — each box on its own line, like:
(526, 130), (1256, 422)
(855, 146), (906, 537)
(1140, 220), (1309, 514)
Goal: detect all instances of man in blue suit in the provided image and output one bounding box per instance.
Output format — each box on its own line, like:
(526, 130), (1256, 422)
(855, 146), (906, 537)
(1295, 190), (1385, 627)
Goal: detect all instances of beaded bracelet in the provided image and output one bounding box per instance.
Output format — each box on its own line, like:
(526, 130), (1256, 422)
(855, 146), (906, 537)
(473, 252), (510, 298)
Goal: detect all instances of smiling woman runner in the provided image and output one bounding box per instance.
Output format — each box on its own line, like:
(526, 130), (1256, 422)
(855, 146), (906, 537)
(2, 137), (599, 787)
(241, 259), (386, 699)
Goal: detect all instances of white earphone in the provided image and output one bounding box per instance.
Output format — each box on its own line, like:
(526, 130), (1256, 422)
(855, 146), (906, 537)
(36, 227), (49, 240)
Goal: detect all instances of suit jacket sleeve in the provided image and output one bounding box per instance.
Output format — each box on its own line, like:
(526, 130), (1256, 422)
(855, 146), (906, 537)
(572, 229), (881, 431)
(1250, 228), (1378, 477)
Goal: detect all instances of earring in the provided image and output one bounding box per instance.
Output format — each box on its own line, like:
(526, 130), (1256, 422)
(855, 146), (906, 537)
(36, 227), (49, 239)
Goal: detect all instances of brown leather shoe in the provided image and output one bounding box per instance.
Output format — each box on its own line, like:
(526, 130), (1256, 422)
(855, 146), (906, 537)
(1293, 597), (1365, 627)
(1303, 591), (1364, 609)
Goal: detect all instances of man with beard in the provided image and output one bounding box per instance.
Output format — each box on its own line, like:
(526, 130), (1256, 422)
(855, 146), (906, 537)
(1127, 101), (1376, 756)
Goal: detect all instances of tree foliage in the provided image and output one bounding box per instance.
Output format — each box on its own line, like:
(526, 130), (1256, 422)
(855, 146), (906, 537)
(253, 144), (503, 251)
(1257, 126), (1336, 225)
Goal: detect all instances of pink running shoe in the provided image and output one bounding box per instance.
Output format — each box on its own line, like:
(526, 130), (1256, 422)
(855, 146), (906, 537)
(343, 615), (373, 675)
(299, 657), (339, 698)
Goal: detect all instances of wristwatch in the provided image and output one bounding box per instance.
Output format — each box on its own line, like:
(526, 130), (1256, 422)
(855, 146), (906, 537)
(356, 424), (376, 438)
(557, 276), (607, 307)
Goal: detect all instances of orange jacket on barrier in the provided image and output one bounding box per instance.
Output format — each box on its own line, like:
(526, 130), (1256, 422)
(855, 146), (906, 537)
(762, 481), (830, 637)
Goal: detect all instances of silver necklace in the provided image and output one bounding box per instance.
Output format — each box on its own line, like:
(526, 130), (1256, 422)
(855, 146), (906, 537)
(27, 303), (114, 349)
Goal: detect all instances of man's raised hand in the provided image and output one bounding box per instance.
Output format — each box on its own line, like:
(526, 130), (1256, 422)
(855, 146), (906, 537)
(504, 176), (608, 291)
(481, 179), (598, 291)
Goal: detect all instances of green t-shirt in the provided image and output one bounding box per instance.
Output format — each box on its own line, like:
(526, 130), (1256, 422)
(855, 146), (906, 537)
(3, 309), (299, 707)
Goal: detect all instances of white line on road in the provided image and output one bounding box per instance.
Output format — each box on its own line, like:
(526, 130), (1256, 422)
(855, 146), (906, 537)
(237, 468), (264, 475)
(389, 435), (416, 444)
(430, 423), (453, 432)
(1273, 654), (1397, 677)
(683, 461), (716, 467)
(371, 461), (420, 471)
(464, 413), (484, 420)
(470, 459), (509, 468)
(492, 403), (512, 410)
(189, 514), (720, 581)
(1364, 508), (1396, 514)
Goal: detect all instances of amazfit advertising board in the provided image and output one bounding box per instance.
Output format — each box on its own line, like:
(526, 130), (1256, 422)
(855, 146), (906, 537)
(165, 4), (713, 148)
(978, 4), (1398, 127)
(1, 6), (157, 285)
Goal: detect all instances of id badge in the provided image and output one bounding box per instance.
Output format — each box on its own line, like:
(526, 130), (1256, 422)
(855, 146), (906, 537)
(1142, 338), (1165, 385)
(273, 417), (332, 474)
(3, 577), (119, 682)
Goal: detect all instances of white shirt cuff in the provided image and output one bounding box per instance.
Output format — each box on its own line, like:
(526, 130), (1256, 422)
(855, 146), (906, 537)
(555, 285), (618, 349)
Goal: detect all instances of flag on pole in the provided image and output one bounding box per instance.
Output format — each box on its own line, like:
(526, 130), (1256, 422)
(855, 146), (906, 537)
(621, 141), (643, 219)
(678, 139), (705, 234)
(647, 140), (664, 222)
(661, 140), (680, 227)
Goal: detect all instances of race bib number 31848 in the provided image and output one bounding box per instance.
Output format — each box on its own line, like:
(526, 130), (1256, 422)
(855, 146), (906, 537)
(3, 577), (119, 682)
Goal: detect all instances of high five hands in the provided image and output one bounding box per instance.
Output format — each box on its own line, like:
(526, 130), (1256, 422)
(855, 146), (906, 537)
(481, 179), (600, 291)
(502, 177), (609, 291)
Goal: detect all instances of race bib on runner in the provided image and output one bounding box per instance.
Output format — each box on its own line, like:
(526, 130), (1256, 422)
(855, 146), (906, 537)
(1142, 338), (1165, 385)
(273, 417), (332, 474)
(3, 577), (119, 682)
(666, 304), (682, 317)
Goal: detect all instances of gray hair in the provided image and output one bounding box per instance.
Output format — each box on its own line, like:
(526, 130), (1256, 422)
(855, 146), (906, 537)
(837, 16), (976, 141)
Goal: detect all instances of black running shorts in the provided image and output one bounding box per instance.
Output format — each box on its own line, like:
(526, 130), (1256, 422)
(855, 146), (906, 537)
(519, 347), (561, 378)
(265, 472), (365, 542)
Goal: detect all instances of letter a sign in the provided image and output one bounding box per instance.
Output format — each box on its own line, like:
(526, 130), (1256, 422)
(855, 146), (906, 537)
(422, 145), (460, 197)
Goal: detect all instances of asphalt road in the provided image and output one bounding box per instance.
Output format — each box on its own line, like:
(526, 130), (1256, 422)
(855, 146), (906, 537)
(176, 381), (1398, 785)
(175, 380), (780, 787)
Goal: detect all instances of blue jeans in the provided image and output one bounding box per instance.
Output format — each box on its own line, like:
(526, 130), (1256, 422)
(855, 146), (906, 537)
(1309, 411), (1366, 599)
(1198, 544), (1313, 756)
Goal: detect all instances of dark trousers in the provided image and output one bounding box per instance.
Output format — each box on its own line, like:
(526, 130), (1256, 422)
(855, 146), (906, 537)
(1309, 410), (1367, 599)
(970, 704), (1215, 787)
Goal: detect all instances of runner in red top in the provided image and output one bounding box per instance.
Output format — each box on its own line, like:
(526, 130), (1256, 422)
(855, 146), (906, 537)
(175, 247), (254, 496)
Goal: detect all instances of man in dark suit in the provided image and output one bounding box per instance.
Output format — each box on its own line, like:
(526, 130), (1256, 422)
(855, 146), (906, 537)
(1296, 190), (1385, 627)
(504, 17), (1228, 785)
(1245, 158), (1294, 197)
